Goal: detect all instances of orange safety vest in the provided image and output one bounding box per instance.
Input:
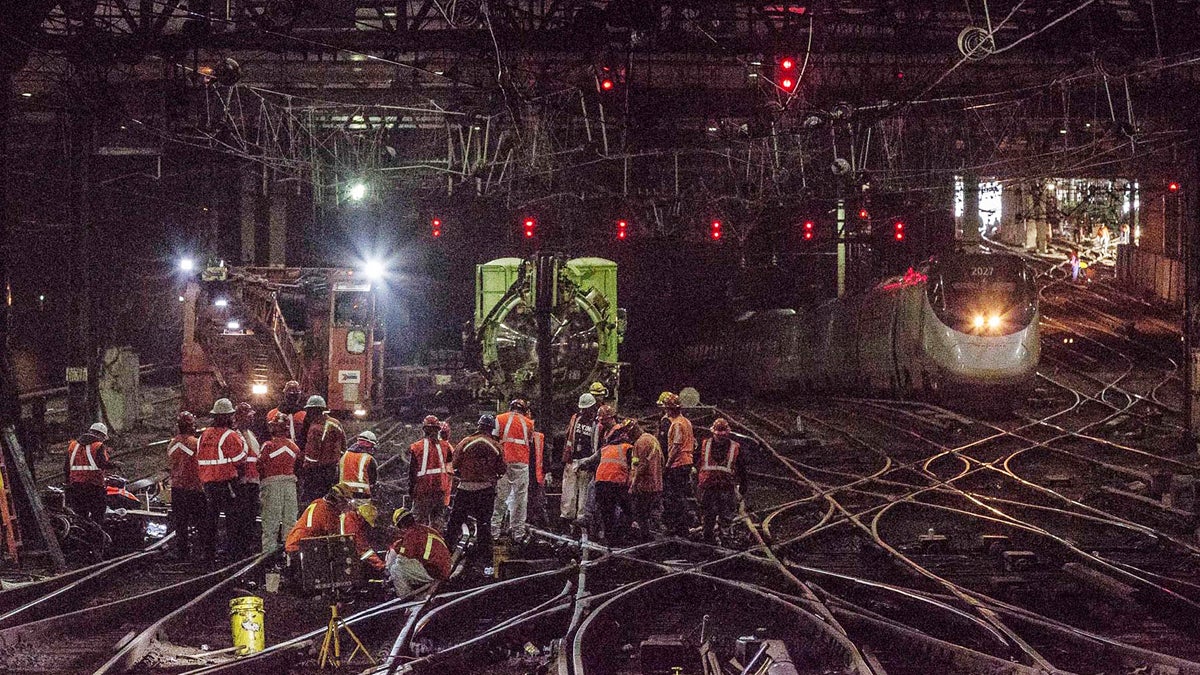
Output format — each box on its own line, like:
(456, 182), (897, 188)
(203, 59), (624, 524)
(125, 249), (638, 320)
(595, 442), (633, 484)
(667, 415), (696, 469)
(197, 427), (248, 483)
(697, 438), (740, 489)
(167, 435), (202, 491)
(285, 498), (339, 552)
(266, 408), (307, 443)
(67, 440), (107, 486)
(496, 411), (533, 464)
(409, 438), (451, 497)
(339, 451), (374, 495)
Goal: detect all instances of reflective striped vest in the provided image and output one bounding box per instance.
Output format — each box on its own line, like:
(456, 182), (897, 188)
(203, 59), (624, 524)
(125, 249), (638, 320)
(284, 498), (338, 552)
(496, 411), (533, 464)
(167, 435), (202, 491)
(67, 440), (107, 487)
(393, 524), (451, 580)
(595, 442), (633, 484)
(197, 427), (248, 483)
(260, 438), (299, 479)
(339, 451), (374, 494)
(409, 438), (451, 498)
(697, 438), (739, 489)
(266, 408), (307, 444)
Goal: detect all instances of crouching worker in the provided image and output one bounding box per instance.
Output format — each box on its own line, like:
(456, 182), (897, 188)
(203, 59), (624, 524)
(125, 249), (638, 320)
(386, 507), (451, 596)
(283, 482), (385, 589)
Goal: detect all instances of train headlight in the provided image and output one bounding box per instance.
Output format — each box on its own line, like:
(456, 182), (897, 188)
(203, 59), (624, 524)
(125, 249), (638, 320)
(987, 315), (1001, 330)
(973, 314), (985, 329)
(251, 383), (269, 396)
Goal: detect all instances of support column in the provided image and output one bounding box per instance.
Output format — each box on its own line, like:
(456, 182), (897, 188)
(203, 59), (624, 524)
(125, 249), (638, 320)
(239, 166), (256, 265)
(836, 199), (846, 298)
(66, 90), (95, 429)
(268, 180), (287, 266)
(1184, 145), (1200, 440)
(962, 173), (981, 246)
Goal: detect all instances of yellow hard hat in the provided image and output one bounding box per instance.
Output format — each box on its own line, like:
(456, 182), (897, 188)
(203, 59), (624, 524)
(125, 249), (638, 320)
(392, 507), (414, 527)
(589, 382), (609, 398)
(326, 482), (354, 501)
(356, 502), (379, 527)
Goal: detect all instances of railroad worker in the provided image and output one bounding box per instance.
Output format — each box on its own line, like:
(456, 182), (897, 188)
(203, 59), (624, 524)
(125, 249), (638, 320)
(583, 404), (620, 529)
(660, 393), (696, 537)
(197, 398), (249, 559)
(387, 507), (451, 596)
(628, 422), (664, 541)
(64, 422), (117, 526)
(299, 395), (345, 503)
(338, 500), (386, 573)
(166, 412), (205, 560)
(267, 380), (307, 446)
(697, 418), (747, 545)
(589, 381), (611, 410)
(340, 430), (379, 499)
(492, 399), (535, 542)
(259, 416), (300, 552)
(444, 414), (505, 567)
(526, 429), (549, 528)
(284, 483), (382, 584)
(230, 402), (262, 558)
(585, 420), (636, 545)
(560, 393), (601, 529)
(409, 415), (453, 529)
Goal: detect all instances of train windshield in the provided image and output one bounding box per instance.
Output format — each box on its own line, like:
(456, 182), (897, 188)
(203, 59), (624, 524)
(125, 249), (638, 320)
(926, 255), (1037, 334)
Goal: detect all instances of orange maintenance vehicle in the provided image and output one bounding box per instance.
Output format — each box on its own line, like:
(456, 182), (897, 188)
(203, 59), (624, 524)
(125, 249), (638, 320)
(182, 264), (383, 417)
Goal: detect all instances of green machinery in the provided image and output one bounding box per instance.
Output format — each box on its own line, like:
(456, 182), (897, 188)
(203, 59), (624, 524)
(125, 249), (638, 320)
(474, 255), (623, 406)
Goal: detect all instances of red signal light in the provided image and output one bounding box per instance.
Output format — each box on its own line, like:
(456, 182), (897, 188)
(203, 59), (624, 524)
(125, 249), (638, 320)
(523, 218), (536, 238)
(858, 208), (870, 220)
(781, 78), (795, 91)
(601, 79), (614, 91)
(803, 220), (814, 241)
(616, 220), (628, 240)
(431, 218), (442, 238)
(710, 219), (722, 240)
(1169, 181), (1180, 193)
(894, 221), (905, 241)
(781, 58), (795, 70)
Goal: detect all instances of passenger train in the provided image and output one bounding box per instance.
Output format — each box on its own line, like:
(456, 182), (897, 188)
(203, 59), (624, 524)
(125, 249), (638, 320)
(688, 251), (1040, 401)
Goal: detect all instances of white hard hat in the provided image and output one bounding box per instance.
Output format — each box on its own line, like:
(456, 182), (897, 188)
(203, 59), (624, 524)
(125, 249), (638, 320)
(357, 430), (378, 443)
(89, 422), (109, 437)
(210, 398), (235, 415)
(305, 394), (327, 409)
(577, 392), (597, 409)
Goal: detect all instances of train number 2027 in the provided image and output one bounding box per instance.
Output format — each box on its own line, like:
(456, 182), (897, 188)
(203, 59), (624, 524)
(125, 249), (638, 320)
(971, 266), (994, 277)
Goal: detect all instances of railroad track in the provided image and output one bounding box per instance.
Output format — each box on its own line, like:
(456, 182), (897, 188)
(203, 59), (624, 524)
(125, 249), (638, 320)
(0, 413), (429, 674)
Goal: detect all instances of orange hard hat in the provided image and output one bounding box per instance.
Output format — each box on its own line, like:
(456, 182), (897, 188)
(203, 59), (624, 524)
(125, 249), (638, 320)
(711, 418), (731, 434)
(597, 404), (616, 421)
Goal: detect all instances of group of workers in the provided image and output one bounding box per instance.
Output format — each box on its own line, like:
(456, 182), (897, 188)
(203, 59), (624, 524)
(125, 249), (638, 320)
(63, 378), (750, 595)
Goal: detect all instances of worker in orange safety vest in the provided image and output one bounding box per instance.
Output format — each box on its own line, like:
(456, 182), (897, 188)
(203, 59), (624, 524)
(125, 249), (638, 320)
(409, 416), (452, 529)
(387, 507), (451, 596)
(267, 380), (307, 445)
(167, 412), (205, 560)
(197, 398), (248, 559)
(696, 418), (747, 545)
(300, 395), (345, 503)
(660, 393), (695, 537)
(583, 420), (636, 544)
(259, 416), (300, 552)
(491, 399), (534, 541)
(284, 483), (384, 586)
(340, 430), (379, 499)
(64, 422), (118, 526)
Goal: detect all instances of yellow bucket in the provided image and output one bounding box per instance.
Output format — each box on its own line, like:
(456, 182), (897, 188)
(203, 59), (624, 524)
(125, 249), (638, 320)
(229, 595), (265, 654)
